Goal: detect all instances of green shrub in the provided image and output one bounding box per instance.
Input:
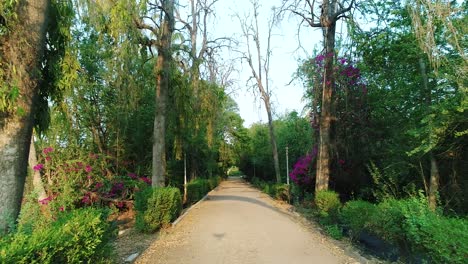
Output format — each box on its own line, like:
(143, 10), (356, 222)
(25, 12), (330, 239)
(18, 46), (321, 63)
(400, 198), (468, 263)
(0, 207), (115, 263)
(315, 190), (341, 218)
(273, 184), (290, 202)
(208, 176), (222, 190)
(135, 187), (182, 233)
(415, 216), (467, 263)
(342, 196), (468, 263)
(250, 177), (263, 189)
(340, 200), (377, 239)
(324, 224), (343, 240)
(186, 178), (210, 205)
(369, 198), (412, 247)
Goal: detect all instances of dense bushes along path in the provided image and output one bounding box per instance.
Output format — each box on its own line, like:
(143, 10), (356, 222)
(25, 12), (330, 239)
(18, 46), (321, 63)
(135, 178), (359, 264)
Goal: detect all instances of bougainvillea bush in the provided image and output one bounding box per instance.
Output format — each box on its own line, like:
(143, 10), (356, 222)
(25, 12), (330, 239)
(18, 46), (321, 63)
(33, 146), (152, 214)
(298, 53), (370, 198)
(289, 146), (318, 191)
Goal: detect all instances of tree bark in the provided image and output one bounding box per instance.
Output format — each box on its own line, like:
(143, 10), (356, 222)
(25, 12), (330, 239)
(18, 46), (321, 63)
(28, 135), (47, 201)
(316, 1), (336, 192)
(152, 0), (174, 187)
(419, 57), (439, 211)
(0, 0), (50, 232)
(428, 154), (440, 211)
(265, 97), (281, 183)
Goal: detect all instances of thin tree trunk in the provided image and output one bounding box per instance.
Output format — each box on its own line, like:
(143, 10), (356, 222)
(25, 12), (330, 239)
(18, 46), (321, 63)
(428, 154), (440, 211)
(28, 135), (47, 201)
(265, 97), (281, 183)
(0, 0), (50, 232)
(419, 57), (439, 211)
(152, 0), (174, 187)
(316, 7), (336, 192)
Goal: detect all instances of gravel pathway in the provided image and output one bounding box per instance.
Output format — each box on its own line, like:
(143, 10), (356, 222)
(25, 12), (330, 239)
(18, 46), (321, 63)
(135, 177), (360, 264)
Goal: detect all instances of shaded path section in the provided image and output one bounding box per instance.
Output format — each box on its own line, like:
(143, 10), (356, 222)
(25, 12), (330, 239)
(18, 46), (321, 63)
(136, 177), (358, 264)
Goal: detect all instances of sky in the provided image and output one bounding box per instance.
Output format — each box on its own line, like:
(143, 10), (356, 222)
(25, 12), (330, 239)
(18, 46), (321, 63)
(207, 0), (324, 127)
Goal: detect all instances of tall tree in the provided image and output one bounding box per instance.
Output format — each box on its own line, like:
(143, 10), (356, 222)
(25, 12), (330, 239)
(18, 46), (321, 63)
(283, 0), (355, 191)
(0, 0), (50, 232)
(175, 0), (228, 179)
(152, 0), (175, 187)
(134, 0), (175, 187)
(237, 0), (281, 183)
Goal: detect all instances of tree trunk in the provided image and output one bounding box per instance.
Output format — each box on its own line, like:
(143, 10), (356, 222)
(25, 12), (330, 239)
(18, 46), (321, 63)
(265, 97), (281, 183)
(316, 4), (336, 192)
(428, 154), (440, 211)
(28, 135), (47, 201)
(0, 0), (50, 232)
(419, 57), (439, 211)
(152, 0), (174, 187)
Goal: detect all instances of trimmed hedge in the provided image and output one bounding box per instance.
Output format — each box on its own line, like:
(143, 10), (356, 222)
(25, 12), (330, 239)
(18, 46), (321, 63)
(186, 176), (221, 205)
(0, 208), (115, 263)
(186, 179), (210, 205)
(135, 187), (182, 233)
(339, 197), (468, 263)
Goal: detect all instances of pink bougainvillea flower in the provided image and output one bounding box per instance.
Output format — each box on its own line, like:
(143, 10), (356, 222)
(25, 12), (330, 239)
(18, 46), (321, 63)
(85, 165), (92, 173)
(33, 164), (44, 171)
(140, 177), (152, 185)
(43, 147), (54, 154)
(59, 206), (64, 212)
(95, 182), (104, 189)
(127, 172), (137, 179)
(39, 196), (52, 205)
(82, 194), (91, 204)
(45, 156), (51, 162)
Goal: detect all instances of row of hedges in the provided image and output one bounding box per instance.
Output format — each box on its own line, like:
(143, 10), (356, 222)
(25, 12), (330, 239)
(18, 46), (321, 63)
(0, 208), (115, 263)
(250, 177), (290, 202)
(313, 190), (468, 263)
(135, 187), (182, 233)
(186, 176), (221, 205)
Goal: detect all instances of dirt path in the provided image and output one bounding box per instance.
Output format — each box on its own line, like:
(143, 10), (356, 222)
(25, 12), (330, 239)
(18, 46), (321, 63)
(135, 177), (360, 264)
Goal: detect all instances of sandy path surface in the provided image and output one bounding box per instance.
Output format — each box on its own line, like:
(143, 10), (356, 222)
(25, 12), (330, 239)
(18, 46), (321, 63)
(136, 177), (359, 264)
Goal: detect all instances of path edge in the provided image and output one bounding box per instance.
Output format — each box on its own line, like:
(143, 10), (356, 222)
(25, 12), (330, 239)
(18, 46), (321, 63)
(171, 181), (223, 227)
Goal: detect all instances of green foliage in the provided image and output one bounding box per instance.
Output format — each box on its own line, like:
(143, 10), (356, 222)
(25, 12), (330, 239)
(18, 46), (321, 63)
(367, 161), (417, 202)
(273, 184), (290, 202)
(340, 200), (377, 239)
(186, 178), (209, 205)
(0, 0), (18, 36)
(404, 211), (468, 263)
(0, 208), (115, 263)
(314, 190), (341, 218)
(338, 196), (468, 263)
(249, 177), (290, 202)
(208, 176), (222, 190)
(324, 224), (343, 240)
(239, 111), (314, 184)
(227, 167), (243, 176)
(135, 187), (182, 233)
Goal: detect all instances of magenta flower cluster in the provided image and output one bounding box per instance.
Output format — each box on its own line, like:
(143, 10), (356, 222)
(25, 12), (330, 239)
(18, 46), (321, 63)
(33, 163), (44, 171)
(39, 196), (53, 205)
(311, 53), (367, 95)
(289, 146), (318, 186)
